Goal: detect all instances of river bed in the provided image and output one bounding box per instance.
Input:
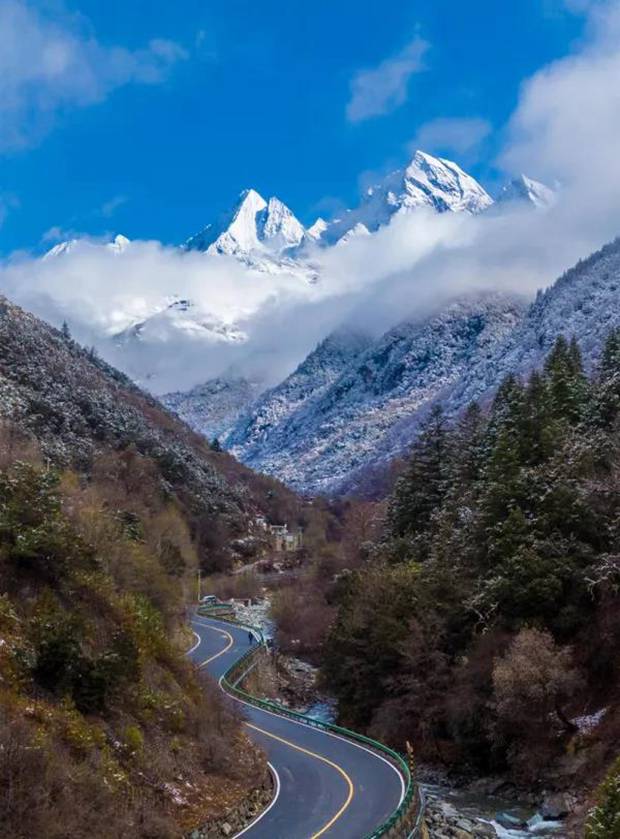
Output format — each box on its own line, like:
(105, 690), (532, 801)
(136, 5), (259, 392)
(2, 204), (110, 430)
(228, 597), (569, 838)
(424, 783), (565, 838)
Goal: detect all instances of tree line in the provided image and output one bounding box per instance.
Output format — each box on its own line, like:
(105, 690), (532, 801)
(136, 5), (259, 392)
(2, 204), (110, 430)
(321, 332), (620, 832)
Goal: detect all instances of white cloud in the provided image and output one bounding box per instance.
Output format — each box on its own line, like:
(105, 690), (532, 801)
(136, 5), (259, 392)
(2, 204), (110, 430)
(2, 2), (620, 400)
(100, 195), (128, 218)
(0, 0), (187, 151)
(408, 117), (492, 161)
(346, 36), (428, 123)
(499, 0), (620, 210)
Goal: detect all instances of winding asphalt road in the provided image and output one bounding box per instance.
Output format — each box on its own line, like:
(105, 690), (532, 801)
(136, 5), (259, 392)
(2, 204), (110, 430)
(188, 614), (406, 839)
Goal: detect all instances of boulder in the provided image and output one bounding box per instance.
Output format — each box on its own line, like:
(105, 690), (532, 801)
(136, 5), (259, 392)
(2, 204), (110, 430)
(541, 792), (572, 820)
(473, 823), (497, 837)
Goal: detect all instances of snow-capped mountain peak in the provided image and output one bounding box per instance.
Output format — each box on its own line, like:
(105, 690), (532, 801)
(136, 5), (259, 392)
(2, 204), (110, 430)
(184, 188), (268, 256)
(398, 150), (494, 215)
(184, 188), (305, 257)
(258, 196), (305, 251)
(43, 233), (131, 260)
(496, 174), (555, 210)
(306, 217), (328, 240)
(335, 222), (371, 246)
(109, 233), (131, 253)
(321, 149), (493, 245)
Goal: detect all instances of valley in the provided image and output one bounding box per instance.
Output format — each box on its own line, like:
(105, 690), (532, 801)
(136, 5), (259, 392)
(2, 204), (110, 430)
(3, 3), (620, 834)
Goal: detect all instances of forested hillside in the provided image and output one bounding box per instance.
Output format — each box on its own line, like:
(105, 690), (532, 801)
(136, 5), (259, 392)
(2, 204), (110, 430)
(321, 331), (620, 834)
(0, 297), (315, 837)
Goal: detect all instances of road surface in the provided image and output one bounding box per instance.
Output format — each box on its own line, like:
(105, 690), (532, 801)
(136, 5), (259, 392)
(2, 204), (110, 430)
(189, 614), (406, 838)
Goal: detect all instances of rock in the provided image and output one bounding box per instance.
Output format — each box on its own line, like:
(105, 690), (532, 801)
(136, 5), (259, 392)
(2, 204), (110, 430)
(495, 811), (527, 830)
(438, 801), (459, 819)
(473, 823), (497, 837)
(454, 829), (473, 838)
(541, 792), (572, 820)
(221, 823), (233, 837)
(457, 817), (475, 831)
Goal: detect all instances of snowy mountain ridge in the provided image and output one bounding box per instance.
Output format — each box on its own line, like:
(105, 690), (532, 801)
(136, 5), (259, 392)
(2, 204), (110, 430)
(36, 148), (564, 480)
(184, 188), (306, 257)
(224, 293), (526, 493)
(318, 150), (494, 245)
(220, 238), (620, 495)
(496, 174), (556, 210)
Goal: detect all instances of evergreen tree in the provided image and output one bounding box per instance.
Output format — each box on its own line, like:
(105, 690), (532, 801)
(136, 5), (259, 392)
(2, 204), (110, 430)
(449, 402), (485, 488)
(61, 320), (71, 341)
(592, 329), (620, 429)
(485, 374), (526, 452)
(544, 335), (588, 424)
(600, 328), (620, 378)
(522, 370), (554, 465)
(388, 405), (448, 545)
(210, 437), (223, 452)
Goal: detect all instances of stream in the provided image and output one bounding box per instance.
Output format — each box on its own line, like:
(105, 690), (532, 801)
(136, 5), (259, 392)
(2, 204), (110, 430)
(423, 783), (565, 837)
(229, 596), (569, 838)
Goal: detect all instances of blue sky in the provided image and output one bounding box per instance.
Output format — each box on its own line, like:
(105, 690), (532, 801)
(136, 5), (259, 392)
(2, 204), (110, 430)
(0, 0), (587, 254)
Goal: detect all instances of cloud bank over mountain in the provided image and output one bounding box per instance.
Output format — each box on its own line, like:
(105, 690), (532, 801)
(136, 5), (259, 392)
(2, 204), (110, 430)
(1, 1), (619, 395)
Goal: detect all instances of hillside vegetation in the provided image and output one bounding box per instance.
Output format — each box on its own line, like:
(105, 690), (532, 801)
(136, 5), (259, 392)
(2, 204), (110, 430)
(320, 331), (620, 831)
(0, 297), (323, 837)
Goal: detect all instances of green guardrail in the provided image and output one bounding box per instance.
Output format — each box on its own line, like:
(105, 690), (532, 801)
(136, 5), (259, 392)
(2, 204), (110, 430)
(197, 609), (424, 838)
(196, 605), (265, 644)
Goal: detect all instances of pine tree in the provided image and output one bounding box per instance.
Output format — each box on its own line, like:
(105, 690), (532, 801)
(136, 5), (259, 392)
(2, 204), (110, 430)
(544, 335), (588, 424)
(61, 320), (71, 341)
(210, 437), (222, 452)
(486, 375), (526, 447)
(600, 328), (620, 378)
(592, 329), (620, 429)
(522, 370), (554, 465)
(449, 402), (485, 488)
(388, 405), (448, 544)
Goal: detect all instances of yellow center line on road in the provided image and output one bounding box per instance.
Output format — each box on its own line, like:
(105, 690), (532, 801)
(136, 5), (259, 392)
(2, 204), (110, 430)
(246, 722), (355, 839)
(195, 620), (356, 836)
(195, 623), (234, 667)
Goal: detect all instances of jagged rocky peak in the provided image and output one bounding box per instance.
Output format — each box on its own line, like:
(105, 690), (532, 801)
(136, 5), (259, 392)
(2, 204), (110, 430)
(496, 174), (555, 209)
(306, 217), (328, 240)
(322, 150), (493, 244)
(258, 196), (306, 251)
(385, 149), (494, 215)
(184, 188), (305, 256)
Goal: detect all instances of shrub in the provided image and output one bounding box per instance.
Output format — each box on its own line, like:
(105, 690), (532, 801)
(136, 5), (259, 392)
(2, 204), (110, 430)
(586, 757), (620, 839)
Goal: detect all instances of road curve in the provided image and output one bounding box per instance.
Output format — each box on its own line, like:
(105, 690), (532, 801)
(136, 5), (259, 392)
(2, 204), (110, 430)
(189, 614), (406, 839)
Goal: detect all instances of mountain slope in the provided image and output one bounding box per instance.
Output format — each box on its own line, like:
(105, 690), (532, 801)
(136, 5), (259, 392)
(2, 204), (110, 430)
(227, 328), (374, 456)
(0, 294), (288, 836)
(228, 294), (525, 493)
(163, 375), (264, 442)
(0, 295), (304, 561)
(223, 238), (620, 496)
(449, 236), (620, 411)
